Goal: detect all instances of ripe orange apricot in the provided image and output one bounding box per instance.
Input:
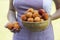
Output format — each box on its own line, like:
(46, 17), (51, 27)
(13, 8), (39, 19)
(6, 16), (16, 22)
(25, 12), (33, 18)
(33, 10), (39, 17)
(13, 22), (20, 30)
(42, 13), (48, 20)
(27, 8), (34, 12)
(27, 18), (34, 22)
(34, 17), (41, 22)
(33, 12), (40, 18)
(40, 19), (44, 22)
(14, 24), (20, 29)
(21, 15), (27, 21)
(7, 23), (13, 30)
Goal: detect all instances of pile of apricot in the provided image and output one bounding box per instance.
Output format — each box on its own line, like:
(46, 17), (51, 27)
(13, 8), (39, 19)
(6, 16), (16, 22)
(6, 22), (21, 31)
(21, 8), (48, 22)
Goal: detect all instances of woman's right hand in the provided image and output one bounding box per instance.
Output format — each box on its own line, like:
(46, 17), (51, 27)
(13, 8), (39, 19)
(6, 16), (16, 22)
(5, 22), (21, 33)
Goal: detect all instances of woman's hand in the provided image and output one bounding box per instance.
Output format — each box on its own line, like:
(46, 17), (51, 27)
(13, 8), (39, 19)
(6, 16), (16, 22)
(5, 21), (21, 33)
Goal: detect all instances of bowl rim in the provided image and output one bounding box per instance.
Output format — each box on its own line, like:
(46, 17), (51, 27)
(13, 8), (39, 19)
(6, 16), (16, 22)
(22, 19), (48, 24)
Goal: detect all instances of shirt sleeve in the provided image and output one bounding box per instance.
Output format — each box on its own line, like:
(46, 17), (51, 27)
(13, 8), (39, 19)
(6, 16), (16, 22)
(43, 0), (52, 14)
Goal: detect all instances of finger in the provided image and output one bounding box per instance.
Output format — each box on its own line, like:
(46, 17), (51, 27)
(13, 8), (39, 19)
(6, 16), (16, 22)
(11, 28), (16, 33)
(13, 28), (20, 32)
(16, 28), (20, 32)
(11, 26), (21, 33)
(11, 28), (19, 33)
(4, 22), (8, 28)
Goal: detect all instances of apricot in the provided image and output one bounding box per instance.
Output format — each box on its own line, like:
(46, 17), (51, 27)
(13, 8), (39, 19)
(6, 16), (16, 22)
(42, 13), (48, 20)
(21, 15), (27, 21)
(40, 19), (44, 22)
(33, 13), (40, 18)
(39, 15), (42, 18)
(7, 23), (13, 30)
(34, 17), (41, 22)
(27, 18), (34, 22)
(38, 9), (46, 15)
(13, 22), (20, 30)
(27, 8), (34, 12)
(25, 12), (33, 18)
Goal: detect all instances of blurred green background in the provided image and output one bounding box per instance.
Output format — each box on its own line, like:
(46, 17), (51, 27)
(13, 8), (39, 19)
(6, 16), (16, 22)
(0, 0), (60, 40)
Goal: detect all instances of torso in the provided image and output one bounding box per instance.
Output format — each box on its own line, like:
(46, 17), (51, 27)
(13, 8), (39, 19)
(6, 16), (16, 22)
(13, 0), (54, 40)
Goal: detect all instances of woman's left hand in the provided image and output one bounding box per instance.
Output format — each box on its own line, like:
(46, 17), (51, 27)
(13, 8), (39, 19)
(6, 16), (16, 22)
(5, 21), (21, 33)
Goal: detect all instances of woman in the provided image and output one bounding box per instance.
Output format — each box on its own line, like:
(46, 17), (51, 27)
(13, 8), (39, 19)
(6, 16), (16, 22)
(5, 0), (60, 40)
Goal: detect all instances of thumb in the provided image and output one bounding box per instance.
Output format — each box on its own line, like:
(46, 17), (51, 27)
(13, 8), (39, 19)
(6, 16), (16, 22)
(5, 22), (9, 28)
